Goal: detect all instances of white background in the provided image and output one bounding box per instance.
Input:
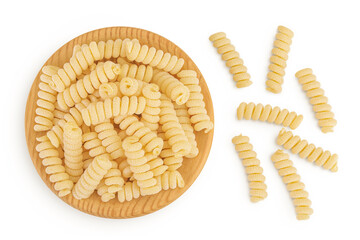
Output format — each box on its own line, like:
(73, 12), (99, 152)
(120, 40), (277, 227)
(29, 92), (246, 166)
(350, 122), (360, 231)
(2, 0), (359, 239)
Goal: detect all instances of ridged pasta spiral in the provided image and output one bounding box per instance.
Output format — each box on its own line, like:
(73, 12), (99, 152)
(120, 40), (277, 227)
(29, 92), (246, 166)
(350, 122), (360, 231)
(56, 61), (121, 110)
(209, 32), (252, 88)
(118, 77), (139, 96)
(295, 68), (336, 133)
(94, 122), (124, 159)
(35, 81), (57, 131)
(36, 135), (73, 197)
(266, 26), (294, 93)
(158, 132), (183, 171)
(125, 41), (184, 74)
(155, 170), (185, 191)
(40, 65), (60, 84)
(174, 103), (199, 158)
(141, 83), (161, 131)
(96, 163), (125, 202)
(237, 102), (303, 129)
(271, 150), (313, 220)
(159, 95), (191, 157)
(118, 159), (133, 179)
(146, 154), (168, 177)
(277, 128), (338, 172)
(72, 154), (112, 200)
(177, 70), (214, 133)
(122, 136), (161, 195)
(232, 134), (267, 203)
(83, 132), (108, 158)
(117, 181), (141, 202)
(63, 122), (83, 182)
(152, 71), (190, 105)
(117, 115), (164, 156)
(99, 82), (118, 100)
(81, 96), (146, 126)
(117, 58), (153, 83)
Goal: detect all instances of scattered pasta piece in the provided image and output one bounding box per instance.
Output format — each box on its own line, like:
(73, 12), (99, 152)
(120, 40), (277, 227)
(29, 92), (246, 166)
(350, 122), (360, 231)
(209, 32), (251, 88)
(141, 83), (161, 131)
(232, 134), (267, 202)
(277, 128), (338, 172)
(237, 102), (303, 129)
(271, 150), (313, 220)
(266, 26), (294, 93)
(295, 68), (337, 133)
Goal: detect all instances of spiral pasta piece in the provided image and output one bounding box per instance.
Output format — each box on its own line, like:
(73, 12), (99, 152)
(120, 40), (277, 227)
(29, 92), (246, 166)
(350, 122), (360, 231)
(36, 135), (73, 197)
(81, 95), (146, 126)
(99, 82), (118, 100)
(125, 41), (184, 74)
(83, 132), (108, 159)
(63, 122), (83, 182)
(118, 159), (133, 180)
(94, 122), (124, 159)
(72, 154), (112, 200)
(277, 128), (338, 172)
(266, 26), (294, 93)
(174, 103), (199, 158)
(117, 58), (153, 83)
(209, 32), (252, 88)
(271, 150), (313, 220)
(122, 136), (161, 195)
(237, 102), (303, 129)
(295, 68), (336, 133)
(158, 132), (183, 171)
(141, 83), (161, 131)
(34, 81), (57, 131)
(117, 115), (164, 156)
(146, 153), (168, 177)
(155, 170), (185, 191)
(40, 65), (60, 84)
(159, 95), (191, 157)
(232, 134), (267, 202)
(118, 77), (139, 96)
(177, 70), (214, 133)
(96, 162), (125, 202)
(56, 61), (121, 110)
(117, 181), (141, 202)
(152, 71), (190, 105)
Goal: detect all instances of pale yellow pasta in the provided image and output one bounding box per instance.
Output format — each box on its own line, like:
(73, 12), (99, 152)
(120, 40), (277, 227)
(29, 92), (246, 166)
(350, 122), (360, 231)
(63, 122), (83, 182)
(155, 170), (185, 191)
(81, 95), (146, 126)
(122, 136), (161, 194)
(232, 134), (267, 203)
(141, 83), (161, 131)
(56, 61), (121, 110)
(159, 95), (191, 157)
(266, 26), (294, 93)
(237, 102), (303, 130)
(117, 58), (153, 83)
(209, 32), (252, 88)
(36, 135), (73, 197)
(117, 115), (163, 156)
(40, 65), (60, 84)
(158, 132), (183, 171)
(99, 82), (118, 100)
(34, 81), (57, 132)
(277, 128), (338, 172)
(125, 41), (184, 74)
(118, 77), (139, 96)
(271, 150), (313, 220)
(94, 122), (124, 159)
(174, 103), (199, 158)
(295, 68), (336, 133)
(152, 71), (190, 105)
(118, 159), (132, 180)
(117, 181), (141, 202)
(72, 154), (112, 200)
(177, 70), (213, 133)
(146, 154), (168, 177)
(82, 132), (108, 158)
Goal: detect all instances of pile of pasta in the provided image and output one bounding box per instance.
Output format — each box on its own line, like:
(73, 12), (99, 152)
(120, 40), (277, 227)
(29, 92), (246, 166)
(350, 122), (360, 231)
(210, 26), (337, 220)
(35, 38), (213, 202)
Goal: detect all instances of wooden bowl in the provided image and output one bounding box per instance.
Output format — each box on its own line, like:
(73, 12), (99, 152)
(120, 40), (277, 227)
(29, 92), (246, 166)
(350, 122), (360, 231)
(25, 27), (214, 218)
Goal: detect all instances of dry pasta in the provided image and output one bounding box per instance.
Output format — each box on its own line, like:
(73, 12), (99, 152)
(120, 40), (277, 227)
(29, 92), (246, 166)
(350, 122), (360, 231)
(155, 170), (185, 190)
(271, 150), (313, 220)
(232, 134), (267, 202)
(277, 128), (338, 172)
(237, 102), (303, 129)
(295, 68), (336, 133)
(209, 32), (252, 88)
(266, 26), (294, 93)
(36, 135), (73, 197)
(117, 181), (141, 202)
(177, 70), (214, 133)
(152, 71), (190, 105)
(141, 83), (161, 131)
(125, 41), (184, 74)
(158, 132), (183, 171)
(99, 82), (118, 100)
(94, 122), (124, 159)
(117, 58), (153, 83)
(63, 122), (83, 182)
(118, 77), (139, 96)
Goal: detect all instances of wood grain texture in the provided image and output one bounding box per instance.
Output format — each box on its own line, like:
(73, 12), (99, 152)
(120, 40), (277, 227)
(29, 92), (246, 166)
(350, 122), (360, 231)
(25, 27), (214, 218)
